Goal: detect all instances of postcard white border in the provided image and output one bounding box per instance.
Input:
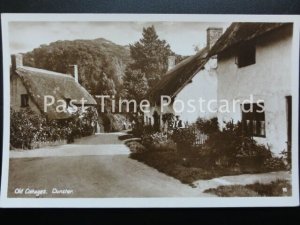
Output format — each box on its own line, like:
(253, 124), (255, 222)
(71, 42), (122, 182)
(1, 13), (299, 208)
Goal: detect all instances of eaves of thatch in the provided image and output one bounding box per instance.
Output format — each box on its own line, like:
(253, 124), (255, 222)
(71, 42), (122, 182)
(15, 66), (97, 120)
(149, 22), (291, 105)
(208, 22), (290, 57)
(149, 47), (209, 103)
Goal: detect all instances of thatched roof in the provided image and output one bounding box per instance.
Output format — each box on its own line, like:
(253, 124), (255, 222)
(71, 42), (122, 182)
(149, 47), (209, 102)
(149, 22), (290, 104)
(208, 22), (288, 57)
(15, 66), (97, 120)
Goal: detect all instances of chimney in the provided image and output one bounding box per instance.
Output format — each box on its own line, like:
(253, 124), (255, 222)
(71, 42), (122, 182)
(167, 55), (176, 70)
(72, 65), (79, 83)
(206, 27), (223, 49)
(11, 54), (23, 70)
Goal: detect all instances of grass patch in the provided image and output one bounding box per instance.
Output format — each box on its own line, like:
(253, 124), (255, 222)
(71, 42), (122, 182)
(130, 151), (287, 184)
(130, 151), (240, 184)
(204, 180), (291, 197)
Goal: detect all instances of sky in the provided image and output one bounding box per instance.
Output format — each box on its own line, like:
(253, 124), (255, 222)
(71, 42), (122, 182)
(9, 21), (230, 56)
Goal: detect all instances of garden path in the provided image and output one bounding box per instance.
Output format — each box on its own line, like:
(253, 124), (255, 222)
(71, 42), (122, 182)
(10, 133), (130, 158)
(9, 132), (212, 197)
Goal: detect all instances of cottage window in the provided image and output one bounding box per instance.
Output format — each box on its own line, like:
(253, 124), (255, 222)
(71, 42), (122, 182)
(236, 44), (256, 68)
(242, 103), (265, 137)
(21, 94), (29, 107)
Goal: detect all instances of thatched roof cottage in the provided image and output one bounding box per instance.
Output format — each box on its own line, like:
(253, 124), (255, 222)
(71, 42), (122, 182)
(209, 22), (293, 156)
(10, 54), (97, 120)
(146, 22), (293, 157)
(145, 27), (223, 130)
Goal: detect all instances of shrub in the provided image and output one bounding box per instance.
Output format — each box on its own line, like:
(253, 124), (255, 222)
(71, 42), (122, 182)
(132, 124), (155, 137)
(280, 149), (291, 168)
(171, 127), (196, 151)
(10, 107), (98, 149)
(141, 132), (176, 151)
(196, 117), (219, 135)
(162, 113), (175, 130)
(10, 108), (44, 149)
(263, 157), (286, 171)
(151, 132), (168, 144)
(142, 125), (157, 135)
(126, 140), (147, 154)
(202, 121), (273, 168)
(141, 133), (153, 148)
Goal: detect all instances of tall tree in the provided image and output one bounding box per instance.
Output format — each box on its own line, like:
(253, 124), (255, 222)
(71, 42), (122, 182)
(127, 26), (173, 89)
(122, 68), (149, 103)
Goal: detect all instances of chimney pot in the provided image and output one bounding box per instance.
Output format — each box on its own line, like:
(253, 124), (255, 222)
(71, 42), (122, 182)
(207, 27), (223, 49)
(73, 65), (79, 83)
(11, 54), (23, 70)
(168, 56), (176, 71)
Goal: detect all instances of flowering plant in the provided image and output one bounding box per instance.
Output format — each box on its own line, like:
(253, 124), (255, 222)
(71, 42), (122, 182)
(10, 107), (97, 149)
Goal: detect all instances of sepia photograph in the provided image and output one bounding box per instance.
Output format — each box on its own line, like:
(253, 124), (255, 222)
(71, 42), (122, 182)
(1, 14), (299, 207)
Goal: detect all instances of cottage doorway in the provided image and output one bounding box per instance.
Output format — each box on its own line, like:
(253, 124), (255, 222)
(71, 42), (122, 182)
(96, 122), (101, 134)
(153, 111), (160, 131)
(286, 96), (292, 164)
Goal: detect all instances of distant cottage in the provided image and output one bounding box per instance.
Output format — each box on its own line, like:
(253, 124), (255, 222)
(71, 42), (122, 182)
(146, 27), (223, 130)
(10, 54), (97, 120)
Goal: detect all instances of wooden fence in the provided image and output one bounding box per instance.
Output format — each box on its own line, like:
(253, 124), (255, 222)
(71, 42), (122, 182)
(193, 128), (208, 146)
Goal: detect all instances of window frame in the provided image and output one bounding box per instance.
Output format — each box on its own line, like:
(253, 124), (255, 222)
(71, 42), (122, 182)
(20, 94), (29, 108)
(236, 43), (256, 68)
(241, 102), (266, 138)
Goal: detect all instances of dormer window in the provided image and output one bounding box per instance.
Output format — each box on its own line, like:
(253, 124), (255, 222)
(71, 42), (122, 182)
(21, 94), (29, 107)
(236, 44), (256, 68)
